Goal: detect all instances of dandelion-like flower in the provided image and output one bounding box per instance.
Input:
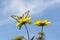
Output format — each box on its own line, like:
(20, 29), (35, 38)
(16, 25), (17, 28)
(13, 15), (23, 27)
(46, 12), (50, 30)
(34, 20), (51, 40)
(34, 20), (51, 27)
(12, 36), (24, 40)
(16, 17), (32, 30)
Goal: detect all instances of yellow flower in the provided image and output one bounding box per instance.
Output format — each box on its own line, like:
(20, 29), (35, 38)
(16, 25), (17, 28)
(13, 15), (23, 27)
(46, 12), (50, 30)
(34, 20), (51, 27)
(12, 36), (24, 40)
(16, 17), (32, 30)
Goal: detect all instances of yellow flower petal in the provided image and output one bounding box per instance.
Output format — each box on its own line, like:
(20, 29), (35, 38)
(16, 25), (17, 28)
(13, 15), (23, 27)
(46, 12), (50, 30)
(43, 20), (48, 22)
(26, 21), (32, 24)
(19, 19), (23, 23)
(16, 17), (32, 30)
(34, 20), (51, 27)
(16, 23), (21, 27)
(34, 20), (41, 26)
(45, 22), (51, 27)
(16, 22), (22, 30)
(24, 17), (31, 21)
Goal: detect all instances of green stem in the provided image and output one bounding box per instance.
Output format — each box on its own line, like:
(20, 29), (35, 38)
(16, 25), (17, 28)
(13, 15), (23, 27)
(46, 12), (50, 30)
(41, 26), (44, 40)
(41, 26), (43, 32)
(24, 24), (30, 40)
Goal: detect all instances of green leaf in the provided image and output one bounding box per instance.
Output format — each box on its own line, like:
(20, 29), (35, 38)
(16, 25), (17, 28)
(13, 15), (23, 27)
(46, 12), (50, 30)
(31, 36), (35, 40)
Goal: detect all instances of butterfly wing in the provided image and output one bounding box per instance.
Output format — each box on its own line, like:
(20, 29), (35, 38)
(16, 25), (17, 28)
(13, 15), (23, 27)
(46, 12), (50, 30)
(11, 15), (21, 21)
(11, 10), (30, 21)
(22, 10), (30, 19)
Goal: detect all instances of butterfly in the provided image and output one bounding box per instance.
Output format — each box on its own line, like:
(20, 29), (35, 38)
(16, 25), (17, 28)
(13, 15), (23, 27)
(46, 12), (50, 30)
(11, 10), (30, 22)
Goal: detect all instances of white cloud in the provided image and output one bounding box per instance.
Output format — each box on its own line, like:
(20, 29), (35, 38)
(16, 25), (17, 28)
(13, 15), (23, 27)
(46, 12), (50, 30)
(0, 0), (60, 26)
(1, 0), (60, 15)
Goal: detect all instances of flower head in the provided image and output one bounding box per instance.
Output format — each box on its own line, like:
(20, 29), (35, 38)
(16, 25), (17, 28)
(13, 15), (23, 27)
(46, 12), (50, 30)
(16, 17), (32, 30)
(34, 20), (51, 27)
(12, 36), (24, 40)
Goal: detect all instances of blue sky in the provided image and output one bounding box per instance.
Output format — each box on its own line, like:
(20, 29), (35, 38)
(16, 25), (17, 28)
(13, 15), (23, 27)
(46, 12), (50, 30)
(0, 0), (60, 40)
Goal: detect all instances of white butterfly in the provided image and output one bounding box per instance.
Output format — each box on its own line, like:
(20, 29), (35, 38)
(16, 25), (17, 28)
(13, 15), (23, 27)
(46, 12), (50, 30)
(11, 10), (30, 22)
